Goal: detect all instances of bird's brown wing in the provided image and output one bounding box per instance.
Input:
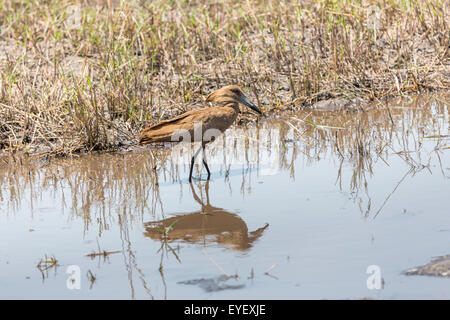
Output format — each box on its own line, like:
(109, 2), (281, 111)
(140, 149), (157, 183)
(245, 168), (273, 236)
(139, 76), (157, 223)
(139, 107), (236, 144)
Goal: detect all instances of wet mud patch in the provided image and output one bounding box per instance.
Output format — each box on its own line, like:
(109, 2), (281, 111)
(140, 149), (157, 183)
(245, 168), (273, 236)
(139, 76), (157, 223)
(404, 255), (450, 278)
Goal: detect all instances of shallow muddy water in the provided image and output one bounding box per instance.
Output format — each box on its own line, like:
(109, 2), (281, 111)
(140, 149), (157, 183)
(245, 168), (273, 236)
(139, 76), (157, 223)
(1, 94), (449, 299)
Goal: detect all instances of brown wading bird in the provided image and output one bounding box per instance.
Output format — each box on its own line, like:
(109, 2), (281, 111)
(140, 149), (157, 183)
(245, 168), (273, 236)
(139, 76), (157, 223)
(139, 85), (262, 182)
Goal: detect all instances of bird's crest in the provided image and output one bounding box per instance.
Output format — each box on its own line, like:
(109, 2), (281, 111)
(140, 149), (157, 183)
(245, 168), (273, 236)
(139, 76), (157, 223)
(205, 85), (243, 105)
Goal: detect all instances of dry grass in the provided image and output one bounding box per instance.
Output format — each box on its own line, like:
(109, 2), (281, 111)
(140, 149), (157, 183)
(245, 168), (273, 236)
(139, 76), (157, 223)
(0, 0), (448, 155)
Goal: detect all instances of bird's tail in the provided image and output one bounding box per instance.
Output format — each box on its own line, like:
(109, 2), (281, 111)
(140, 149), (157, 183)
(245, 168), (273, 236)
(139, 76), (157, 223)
(139, 129), (161, 144)
(138, 126), (178, 144)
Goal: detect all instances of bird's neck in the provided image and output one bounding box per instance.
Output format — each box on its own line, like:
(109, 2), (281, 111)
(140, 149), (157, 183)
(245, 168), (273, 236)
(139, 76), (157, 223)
(221, 102), (240, 114)
(211, 96), (240, 114)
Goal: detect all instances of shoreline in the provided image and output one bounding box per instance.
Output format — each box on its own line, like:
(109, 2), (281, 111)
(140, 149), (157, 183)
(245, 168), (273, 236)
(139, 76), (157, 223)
(1, 1), (448, 157)
(1, 90), (448, 163)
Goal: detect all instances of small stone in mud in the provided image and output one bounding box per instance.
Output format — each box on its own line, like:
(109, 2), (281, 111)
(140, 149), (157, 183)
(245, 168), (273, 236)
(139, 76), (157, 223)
(404, 255), (450, 278)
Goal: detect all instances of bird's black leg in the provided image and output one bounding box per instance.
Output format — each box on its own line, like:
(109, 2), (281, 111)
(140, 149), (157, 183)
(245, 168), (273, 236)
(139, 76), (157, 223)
(202, 145), (211, 180)
(189, 145), (203, 183)
(188, 157), (195, 183)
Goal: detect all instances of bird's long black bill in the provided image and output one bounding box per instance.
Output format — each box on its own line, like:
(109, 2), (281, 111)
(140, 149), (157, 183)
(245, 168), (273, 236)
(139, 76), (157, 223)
(241, 94), (262, 115)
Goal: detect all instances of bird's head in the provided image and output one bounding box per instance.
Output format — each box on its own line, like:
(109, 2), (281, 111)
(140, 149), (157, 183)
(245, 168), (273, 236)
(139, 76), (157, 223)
(206, 85), (262, 115)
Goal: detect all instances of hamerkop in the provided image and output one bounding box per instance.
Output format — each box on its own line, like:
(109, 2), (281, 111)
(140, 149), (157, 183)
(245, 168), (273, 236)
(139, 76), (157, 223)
(139, 85), (262, 182)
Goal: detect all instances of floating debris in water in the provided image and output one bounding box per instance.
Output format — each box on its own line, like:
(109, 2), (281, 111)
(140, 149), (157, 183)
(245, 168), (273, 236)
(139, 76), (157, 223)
(85, 250), (121, 259)
(37, 255), (58, 272)
(178, 275), (244, 292)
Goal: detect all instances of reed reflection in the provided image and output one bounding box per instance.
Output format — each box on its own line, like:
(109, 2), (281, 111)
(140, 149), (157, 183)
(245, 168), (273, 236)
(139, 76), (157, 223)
(0, 93), (447, 222)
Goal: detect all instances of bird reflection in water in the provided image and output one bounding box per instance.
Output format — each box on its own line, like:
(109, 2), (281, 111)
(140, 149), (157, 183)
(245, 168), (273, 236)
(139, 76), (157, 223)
(143, 181), (269, 251)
